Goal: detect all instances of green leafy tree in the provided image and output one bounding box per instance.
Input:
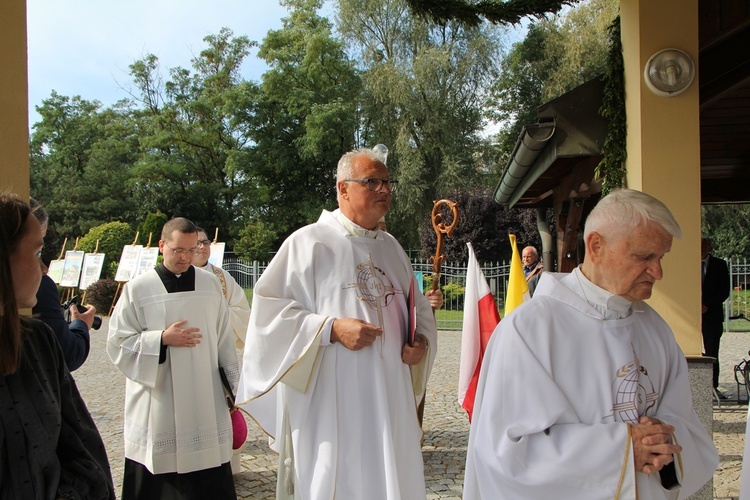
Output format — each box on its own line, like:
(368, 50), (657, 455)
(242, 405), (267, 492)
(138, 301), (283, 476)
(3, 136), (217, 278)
(234, 219), (278, 262)
(77, 222), (135, 279)
(30, 94), (140, 255)
(128, 28), (259, 243)
(702, 205), (750, 260)
(418, 189), (542, 263)
(136, 211), (169, 246)
(338, 0), (506, 249)
(248, 0), (361, 244)
(402, 0), (580, 26)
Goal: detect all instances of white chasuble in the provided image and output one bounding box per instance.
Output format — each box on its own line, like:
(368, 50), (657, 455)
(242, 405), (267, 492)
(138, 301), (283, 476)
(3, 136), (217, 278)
(108, 268), (240, 474)
(464, 272), (718, 500)
(238, 209), (437, 500)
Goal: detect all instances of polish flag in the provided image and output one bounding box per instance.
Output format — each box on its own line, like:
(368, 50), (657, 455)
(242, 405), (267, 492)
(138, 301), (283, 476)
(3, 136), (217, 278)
(458, 242), (501, 421)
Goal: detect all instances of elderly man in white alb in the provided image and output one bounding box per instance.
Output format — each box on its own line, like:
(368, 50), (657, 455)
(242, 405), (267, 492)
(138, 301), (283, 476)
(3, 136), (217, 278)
(238, 148), (437, 500)
(464, 189), (718, 499)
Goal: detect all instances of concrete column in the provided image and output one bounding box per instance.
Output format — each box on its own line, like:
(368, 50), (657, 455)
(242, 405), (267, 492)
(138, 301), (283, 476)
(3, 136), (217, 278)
(621, 4), (712, 499)
(620, 0), (703, 356)
(0, 0), (29, 198)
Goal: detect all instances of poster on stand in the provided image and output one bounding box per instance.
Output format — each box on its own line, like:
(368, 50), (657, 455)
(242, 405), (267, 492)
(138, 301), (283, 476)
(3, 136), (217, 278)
(59, 251), (85, 288)
(79, 253), (105, 290)
(47, 259), (65, 284)
(135, 247), (160, 277)
(208, 242), (226, 268)
(114, 245), (143, 282)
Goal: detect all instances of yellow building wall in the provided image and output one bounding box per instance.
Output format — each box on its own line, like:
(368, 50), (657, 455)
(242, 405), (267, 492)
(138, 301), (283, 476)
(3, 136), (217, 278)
(0, 0), (29, 198)
(621, 0), (703, 355)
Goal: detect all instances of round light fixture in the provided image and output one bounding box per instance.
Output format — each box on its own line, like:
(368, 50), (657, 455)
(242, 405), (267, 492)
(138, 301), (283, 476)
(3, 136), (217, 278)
(643, 48), (695, 97)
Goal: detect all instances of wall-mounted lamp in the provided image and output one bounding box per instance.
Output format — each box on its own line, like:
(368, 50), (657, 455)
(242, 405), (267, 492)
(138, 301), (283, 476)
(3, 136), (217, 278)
(643, 48), (695, 97)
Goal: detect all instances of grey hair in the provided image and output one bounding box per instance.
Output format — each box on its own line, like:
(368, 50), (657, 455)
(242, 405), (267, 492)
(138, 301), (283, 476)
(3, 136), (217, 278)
(584, 189), (682, 242)
(336, 148), (381, 202)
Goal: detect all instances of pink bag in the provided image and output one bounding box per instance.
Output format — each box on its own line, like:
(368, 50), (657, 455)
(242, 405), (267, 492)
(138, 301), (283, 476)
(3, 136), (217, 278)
(231, 409), (247, 450)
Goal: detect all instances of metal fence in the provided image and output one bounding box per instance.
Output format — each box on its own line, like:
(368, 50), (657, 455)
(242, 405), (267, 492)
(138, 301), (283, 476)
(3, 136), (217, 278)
(727, 259), (750, 330)
(222, 257), (750, 332)
(223, 256), (509, 331)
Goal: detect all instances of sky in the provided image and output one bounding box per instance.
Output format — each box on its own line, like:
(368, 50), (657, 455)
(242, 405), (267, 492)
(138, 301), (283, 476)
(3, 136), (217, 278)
(27, 1), (524, 134)
(26, 0), (297, 129)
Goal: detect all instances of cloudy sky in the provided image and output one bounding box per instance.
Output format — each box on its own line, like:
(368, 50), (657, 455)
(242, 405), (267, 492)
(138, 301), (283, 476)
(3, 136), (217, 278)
(26, 0), (298, 128)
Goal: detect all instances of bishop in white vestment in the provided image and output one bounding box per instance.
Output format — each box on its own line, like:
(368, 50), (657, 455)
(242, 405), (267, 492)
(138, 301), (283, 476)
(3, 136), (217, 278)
(464, 189), (719, 500)
(238, 149), (437, 500)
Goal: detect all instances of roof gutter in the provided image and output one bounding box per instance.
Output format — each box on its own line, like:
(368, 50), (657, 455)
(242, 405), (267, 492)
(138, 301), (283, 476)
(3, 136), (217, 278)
(493, 121), (556, 207)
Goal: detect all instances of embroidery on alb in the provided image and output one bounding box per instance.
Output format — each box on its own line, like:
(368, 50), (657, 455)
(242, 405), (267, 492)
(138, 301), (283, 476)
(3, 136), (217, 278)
(609, 347), (658, 423)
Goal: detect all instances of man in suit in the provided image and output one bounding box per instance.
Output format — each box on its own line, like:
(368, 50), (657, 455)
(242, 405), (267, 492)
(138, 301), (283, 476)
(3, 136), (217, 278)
(701, 236), (731, 398)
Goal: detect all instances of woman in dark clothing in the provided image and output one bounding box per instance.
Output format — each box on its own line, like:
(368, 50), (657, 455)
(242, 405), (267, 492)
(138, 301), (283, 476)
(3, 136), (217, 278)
(0, 192), (115, 500)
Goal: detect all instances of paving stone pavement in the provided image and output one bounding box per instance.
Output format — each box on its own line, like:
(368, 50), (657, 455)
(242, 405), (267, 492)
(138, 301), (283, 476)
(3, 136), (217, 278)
(75, 318), (748, 499)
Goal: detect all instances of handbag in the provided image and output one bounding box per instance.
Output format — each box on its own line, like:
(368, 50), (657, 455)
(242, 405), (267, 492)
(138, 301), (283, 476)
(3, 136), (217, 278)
(220, 367), (248, 450)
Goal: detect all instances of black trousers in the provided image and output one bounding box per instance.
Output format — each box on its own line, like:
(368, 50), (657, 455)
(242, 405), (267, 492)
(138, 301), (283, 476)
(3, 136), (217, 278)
(702, 320), (724, 389)
(122, 458), (236, 500)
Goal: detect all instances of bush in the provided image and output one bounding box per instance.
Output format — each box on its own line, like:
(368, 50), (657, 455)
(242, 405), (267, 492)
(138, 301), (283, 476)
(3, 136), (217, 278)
(422, 275), (465, 308)
(84, 278), (120, 316)
(77, 222), (134, 279)
(234, 220), (277, 262)
(442, 281), (466, 308)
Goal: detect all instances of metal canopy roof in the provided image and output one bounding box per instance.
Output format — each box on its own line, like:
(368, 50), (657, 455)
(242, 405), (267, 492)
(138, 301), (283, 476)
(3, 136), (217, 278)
(493, 78), (607, 208)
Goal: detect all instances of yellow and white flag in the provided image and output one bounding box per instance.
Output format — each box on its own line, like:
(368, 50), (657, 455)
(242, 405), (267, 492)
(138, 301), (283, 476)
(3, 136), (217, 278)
(504, 234), (530, 316)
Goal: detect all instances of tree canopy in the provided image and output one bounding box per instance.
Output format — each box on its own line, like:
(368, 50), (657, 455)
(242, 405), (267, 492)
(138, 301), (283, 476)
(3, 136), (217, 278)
(338, 0), (505, 247)
(32, 0), (745, 267)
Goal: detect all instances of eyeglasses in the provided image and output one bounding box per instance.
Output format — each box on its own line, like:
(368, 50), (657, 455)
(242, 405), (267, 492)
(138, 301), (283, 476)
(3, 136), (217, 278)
(344, 178), (398, 193)
(198, 239), (211, 248)
(164, 243), (200, 257)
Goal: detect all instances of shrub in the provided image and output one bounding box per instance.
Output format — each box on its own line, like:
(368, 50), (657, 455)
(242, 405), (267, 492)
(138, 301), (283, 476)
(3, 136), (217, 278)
(77, 222), (134, 279)
(442, 281), (466, 308)
(234, 220), (277, 262)
(422, 275), (465, 308)
(84, 278), (119, 316)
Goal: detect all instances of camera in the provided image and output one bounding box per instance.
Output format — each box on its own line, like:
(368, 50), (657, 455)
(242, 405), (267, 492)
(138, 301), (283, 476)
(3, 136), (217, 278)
(62, 295), (102, 330)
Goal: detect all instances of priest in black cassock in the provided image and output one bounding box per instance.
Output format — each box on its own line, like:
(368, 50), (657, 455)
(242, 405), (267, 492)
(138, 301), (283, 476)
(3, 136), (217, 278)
(108, 217), (240, 500)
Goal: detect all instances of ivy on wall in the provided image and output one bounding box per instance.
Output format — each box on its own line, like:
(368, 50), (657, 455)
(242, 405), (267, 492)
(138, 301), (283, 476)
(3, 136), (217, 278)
(596, 15), (627, 195)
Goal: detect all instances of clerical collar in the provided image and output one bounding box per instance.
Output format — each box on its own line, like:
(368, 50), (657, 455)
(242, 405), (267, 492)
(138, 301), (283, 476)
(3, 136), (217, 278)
(155, 264), (196, 293)
(572, 267), (633, 319)
(334, 209), (380, 239)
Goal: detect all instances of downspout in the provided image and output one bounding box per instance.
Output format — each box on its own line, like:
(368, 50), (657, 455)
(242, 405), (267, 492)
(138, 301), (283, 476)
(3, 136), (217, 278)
(536, 207), (553, 272)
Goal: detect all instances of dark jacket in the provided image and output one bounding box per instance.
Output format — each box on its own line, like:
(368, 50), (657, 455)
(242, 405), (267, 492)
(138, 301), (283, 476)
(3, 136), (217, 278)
(702, 255), (730, 325)
(32, 274), (90, 371)
(0, 318), (115, 499)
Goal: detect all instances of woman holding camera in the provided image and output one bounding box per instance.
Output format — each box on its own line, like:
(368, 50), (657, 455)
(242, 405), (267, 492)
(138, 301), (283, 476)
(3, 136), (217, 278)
(29, 198), (97, 371)
(0, 192), (114, 499)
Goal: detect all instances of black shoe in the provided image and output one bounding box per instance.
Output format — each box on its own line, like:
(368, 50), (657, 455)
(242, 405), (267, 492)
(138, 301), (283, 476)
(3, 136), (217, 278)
(715, 389), (729, 400)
